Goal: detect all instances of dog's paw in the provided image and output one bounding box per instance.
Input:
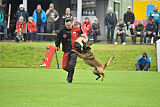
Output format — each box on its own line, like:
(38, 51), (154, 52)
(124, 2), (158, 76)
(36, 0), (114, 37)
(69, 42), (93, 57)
(96, 78), (99, 80)
(96, 76), (101, 80)
(101, 78), (104, 81)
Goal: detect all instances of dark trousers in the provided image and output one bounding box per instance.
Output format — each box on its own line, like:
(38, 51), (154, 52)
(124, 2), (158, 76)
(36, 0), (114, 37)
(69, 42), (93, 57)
(35, 24), (43, 41)
(155, 22), (159, 35)
(0, 21), (8, 39)
(89, 30), (99, 42)
(47, 22), (56, 33)
(144, 32), (156, 43)
(133, 33), (143, 44)
(127, 24), (134, 35)
(67, 52), (77, 82)
(87, 31), (91, 37)
(62, 52), (78, 83)
(136, 62), (150, 71)
(107, 24), (115, 43)
(27, 31), (36, 41)
(115, 33), (126, 43)
(15, 33), (24, 42)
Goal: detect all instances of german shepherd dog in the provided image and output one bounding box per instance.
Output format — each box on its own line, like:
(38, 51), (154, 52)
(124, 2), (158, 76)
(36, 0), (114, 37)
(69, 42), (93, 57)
(72, 44), (114, 81)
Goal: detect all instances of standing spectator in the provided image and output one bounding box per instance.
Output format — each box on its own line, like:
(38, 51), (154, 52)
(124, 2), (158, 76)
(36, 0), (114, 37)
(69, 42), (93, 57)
(104, 7), (117, 44)
(90, 18), (100, 43)
(149, 6), (160, 35)
(0, 8), (4, 32)
(15, 16), (26, 42)
(114, 19), (127, 45)
(55, 18), (83, 83)
(0, 1), (8, 40)
(133, 20), (144, 44)
(144, 18), (157, 44)
(46, 3), (59, 33)
(73, 17), (81, 27)
(82, 17), (92, 36)
(124, 6), (135, 35)
(16, 4), (28, 23)
(32, 4), (47, 41)
(136, 52), (151, 71)
(27, 17), (37, 42)
(61, 8), (73, 26)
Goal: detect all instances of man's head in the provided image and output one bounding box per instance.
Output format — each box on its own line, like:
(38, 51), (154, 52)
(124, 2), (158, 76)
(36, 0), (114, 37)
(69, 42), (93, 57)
(138, 20), (143, 25)
(119, 19), (123, 24)
(65, 18), (73, 29)
(19, 16), (24, 23)
(19, 4), (24, 11)
(49, 3), (54, 10)
(94, 18), (98, 24)
(37, 4), (41, 11)
(66, 8), (71, 14)
(154, 6), (158, 12)
(142, 52), (147, 59)
(127, 6), (131, 12)
(85, 17), (89, 23)
(108, 7), (113, 13)
(73, 17), (77, 23)
(147, 18), (153, 24)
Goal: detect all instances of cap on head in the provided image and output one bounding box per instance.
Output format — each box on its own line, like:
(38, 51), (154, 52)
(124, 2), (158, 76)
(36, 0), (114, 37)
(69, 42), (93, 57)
(127, 6), (131, 9)
(95, 18), (98, 21)
(19, 4), (24, 8)
(50, 3), (54, 7)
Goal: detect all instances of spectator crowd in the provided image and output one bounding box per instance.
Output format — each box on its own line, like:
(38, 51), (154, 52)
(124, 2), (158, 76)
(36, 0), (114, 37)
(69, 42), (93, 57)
(0, 2), (159, 44)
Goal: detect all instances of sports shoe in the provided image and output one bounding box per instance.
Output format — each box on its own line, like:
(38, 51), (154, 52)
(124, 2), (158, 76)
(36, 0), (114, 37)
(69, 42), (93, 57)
(122, 42), (126, 45)
(68, 81), (72, 84)
(26, 40), (28, 42)
(40, 64), (46, 67)
(30, 40), (32, 42)
(114, 42), (117, 45)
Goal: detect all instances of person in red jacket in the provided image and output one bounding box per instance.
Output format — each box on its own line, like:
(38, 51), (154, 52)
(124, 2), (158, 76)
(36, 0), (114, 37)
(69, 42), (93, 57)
(27, 17), (37, 42)
(15, 16), (26, 42)
(82, 17), (92, 37)
(55, 18), (84, 83)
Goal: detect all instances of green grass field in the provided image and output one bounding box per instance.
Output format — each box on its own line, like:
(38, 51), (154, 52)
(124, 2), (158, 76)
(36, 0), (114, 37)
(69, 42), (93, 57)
(0, 42), (159, 106)
(0, 68), (160, 107)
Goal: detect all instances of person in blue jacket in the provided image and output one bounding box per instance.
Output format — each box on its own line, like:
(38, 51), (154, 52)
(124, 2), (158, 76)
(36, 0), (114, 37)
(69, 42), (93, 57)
(0, 10), (4, 30)
(32, 4), (47, 41)
(16, 4), (28, 23)
(136, 52), (151, 71)
(150, 6), (160, 35)
(1, 2), (8, 40)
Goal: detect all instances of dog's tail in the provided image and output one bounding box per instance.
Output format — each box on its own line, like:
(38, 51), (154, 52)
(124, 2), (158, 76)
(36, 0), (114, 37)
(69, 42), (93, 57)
(103, 57), (114, 69)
